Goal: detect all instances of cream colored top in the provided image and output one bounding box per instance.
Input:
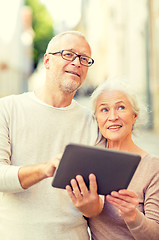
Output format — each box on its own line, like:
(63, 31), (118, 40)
(0, 92), (98, 240)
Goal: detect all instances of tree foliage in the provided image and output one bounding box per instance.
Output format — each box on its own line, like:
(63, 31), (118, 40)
(25, 0), (54, 68)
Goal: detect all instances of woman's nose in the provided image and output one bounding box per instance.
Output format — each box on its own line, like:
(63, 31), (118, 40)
(108, 109), (118, 121)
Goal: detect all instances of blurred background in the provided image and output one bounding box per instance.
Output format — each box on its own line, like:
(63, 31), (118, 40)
(0, 0), (159, 155)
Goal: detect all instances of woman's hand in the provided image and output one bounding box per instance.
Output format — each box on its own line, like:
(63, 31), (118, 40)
(106, 189), (139, 223)
(66, 173), (104, 218)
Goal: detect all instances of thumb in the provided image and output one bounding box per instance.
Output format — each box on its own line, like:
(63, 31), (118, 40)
(53, 153), (63, 168)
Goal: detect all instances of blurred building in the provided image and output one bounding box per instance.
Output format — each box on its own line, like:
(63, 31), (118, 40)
(148, 0), (159, 132)
(21, 6), (35, 92)
(76, 0), (159, 132)
(4, 0), (158, 132)
(0, 0), (34, 96)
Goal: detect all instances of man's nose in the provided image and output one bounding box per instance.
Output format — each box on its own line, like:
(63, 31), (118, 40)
(71, 56), (81, 66)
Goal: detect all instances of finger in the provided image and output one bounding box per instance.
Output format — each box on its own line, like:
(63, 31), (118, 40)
(106, 195), (128, 211)
(76, 175), (89, 196)
(106, 194), (138, 210)
(56, 153), (63, 160)
(106, 194), (126, 206)
(108, 200), (130, 213)
(70, 178), (83, 199)
(89, 173), (98, 194)
(118, 189), (138, 198)
(66, 185), (76, 203)
(111, 200), (136, 215)
(53, 159), (60, 168)
(111, 191), (138, 204)
(119, 193), (139, 206)
(50, 155), (61, 168)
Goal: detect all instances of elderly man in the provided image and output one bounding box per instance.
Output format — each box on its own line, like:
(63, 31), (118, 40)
(0, 31), (98, 240)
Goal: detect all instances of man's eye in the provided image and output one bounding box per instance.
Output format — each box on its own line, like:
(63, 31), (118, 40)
(64, 53), (73, 58)
(81, 56), (89, 63)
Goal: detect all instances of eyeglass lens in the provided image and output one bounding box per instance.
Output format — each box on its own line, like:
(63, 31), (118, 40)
(62, 50), (93, 66)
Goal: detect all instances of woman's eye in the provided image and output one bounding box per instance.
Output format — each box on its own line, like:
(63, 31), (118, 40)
(101, 108), (108, 113)
(118, 106), (125, 110)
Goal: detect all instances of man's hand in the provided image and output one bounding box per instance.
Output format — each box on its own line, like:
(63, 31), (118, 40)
(18, 154), (61, 189)
(43, 154), (61, 178)
(66, 173), (104, 218)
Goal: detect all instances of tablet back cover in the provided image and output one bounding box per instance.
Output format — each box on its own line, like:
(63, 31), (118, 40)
(52, 144), (141, 195)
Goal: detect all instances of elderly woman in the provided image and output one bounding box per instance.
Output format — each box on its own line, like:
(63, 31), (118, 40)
(66, 79), (159, 240)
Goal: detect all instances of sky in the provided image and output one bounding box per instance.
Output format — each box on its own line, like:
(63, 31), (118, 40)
(0, 0), (22, 43)
(40, 0), (82, 30)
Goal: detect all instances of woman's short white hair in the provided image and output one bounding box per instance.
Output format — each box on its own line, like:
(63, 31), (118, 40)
(90, 77), (148, 133)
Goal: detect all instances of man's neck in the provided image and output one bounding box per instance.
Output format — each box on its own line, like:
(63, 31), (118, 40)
(35, 87), (75, 108)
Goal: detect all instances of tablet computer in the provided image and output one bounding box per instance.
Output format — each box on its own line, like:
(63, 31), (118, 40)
(52, 143), (141, 195)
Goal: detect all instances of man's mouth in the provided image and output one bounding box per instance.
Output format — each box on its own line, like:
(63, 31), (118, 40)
(65, 71), (80, 77)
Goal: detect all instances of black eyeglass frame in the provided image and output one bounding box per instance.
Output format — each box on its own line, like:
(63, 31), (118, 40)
(48, 50), (94, 67)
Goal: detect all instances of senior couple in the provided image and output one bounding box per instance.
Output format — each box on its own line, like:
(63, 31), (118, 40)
(0, 31), (158, 240)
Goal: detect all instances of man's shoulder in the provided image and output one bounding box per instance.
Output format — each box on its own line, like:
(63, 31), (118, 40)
(0, 92), (33, 111)
(0, 92), (31, 101)
(73, 99), (93, 115)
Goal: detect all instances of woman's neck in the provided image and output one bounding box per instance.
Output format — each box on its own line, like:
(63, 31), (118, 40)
(106, 138), (147, 158)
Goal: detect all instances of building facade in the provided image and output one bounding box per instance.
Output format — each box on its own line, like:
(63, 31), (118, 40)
(76, 0), (159, 132)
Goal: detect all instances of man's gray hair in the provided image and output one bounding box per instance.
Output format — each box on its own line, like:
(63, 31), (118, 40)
(46, 31), (87, 53)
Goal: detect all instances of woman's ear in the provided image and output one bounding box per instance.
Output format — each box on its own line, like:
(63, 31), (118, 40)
(133, 113), (138, 124)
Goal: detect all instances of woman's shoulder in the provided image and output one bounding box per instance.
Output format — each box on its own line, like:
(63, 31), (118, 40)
(141, 153), (159, 173)
(143, 153), (159, 163)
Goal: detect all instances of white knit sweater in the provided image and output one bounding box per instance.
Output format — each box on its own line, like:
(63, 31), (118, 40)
(0, 92), (98, 240)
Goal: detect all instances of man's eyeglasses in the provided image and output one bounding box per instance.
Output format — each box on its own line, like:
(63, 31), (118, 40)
(48, 50), (94, 67)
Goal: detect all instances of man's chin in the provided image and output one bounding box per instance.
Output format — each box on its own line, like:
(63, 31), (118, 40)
(60, 80), (81, 93)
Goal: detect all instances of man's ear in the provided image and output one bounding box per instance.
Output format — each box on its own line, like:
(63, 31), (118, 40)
(44, 54), (50, 69)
